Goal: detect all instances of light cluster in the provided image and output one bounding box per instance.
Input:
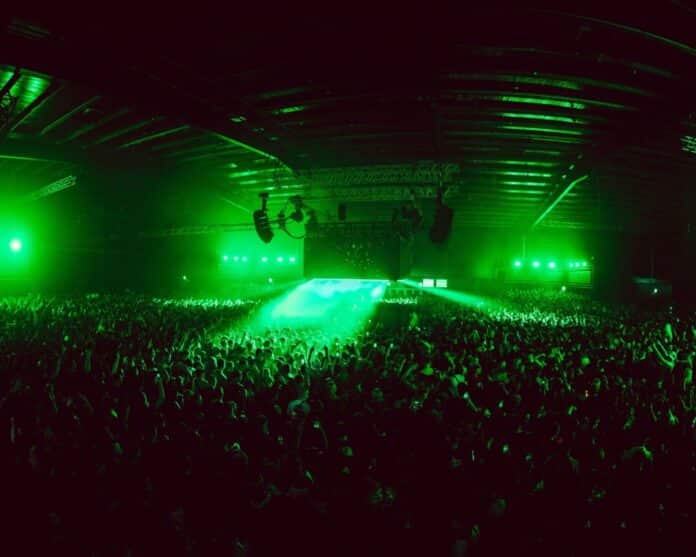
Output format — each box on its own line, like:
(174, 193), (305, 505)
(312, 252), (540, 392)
(222, 255), (296, 264)
(512, 259), (588, 269)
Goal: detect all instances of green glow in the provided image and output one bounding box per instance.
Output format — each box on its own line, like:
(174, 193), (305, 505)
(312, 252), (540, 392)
(247, 279), (387, 339)
(9, 238), (22, 252)
(548, 261), (556, 269)
(471, 160), (557, 167)
(422, 278), (435, 287)
(289, 256), (296, 263)
(268, 277), (274, 283)
(499, 112), (584, 124)
(233, 256), (239, 262)
(228, 169), (276, 179)
(261, 257), (268, 263)
(272, 105), (309, 115)
(241, 256), (248, 263)
(501, 124), (584, 136)
(497, 95), (586, 110)
(581, 261), (588, 267)
(400, 279), (492, 310)
(435, 279), (448, 288)
(532, 261), (540, 268)
(182, 275), (188, 281)
(561, 286), (567, 292)
(223, 255), (229, 262)
(277, 256), (284, 263)
(513, 260), (522, 268)
(501, 180), (549, 186)
(481, 170), (553, 178)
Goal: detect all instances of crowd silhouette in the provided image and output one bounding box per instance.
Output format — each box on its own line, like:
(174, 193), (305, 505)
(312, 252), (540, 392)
(1, 289), (693, 556)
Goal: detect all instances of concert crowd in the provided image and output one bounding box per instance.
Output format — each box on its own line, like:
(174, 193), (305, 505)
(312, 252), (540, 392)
(1, 290), (693, 556)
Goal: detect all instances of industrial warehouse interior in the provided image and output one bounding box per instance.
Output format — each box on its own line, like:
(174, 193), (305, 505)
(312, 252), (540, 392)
(1, 5), (694, 556)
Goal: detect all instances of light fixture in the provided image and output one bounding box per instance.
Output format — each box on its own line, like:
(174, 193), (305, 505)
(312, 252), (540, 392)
(289, 256), (296, 263)
(513, 260), (522, 268)
(277, 256), (283, 263)
(288, 196), (304, 222)
(532, 261), (540, 268)
(222, 254), (229, 262)
(233, 256), (239, 262)
(253, 192), (274, 243)
(548, 261), (556, 269)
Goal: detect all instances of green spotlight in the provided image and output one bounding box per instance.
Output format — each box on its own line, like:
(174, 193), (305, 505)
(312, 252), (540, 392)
(233, 255), (239, 262)
(568, 262), (574, 269)
(422, 278), (435, 287)
(277, 256), (284, 263)
(548, 261), (556, 269)
(9, 238), (22, 252)
(241, 256), (248, 262)
(370, 284), (386, 298)
(261, 256), (268, 263)
(289, 256), (296, 263)
(182, 275), (188, 281)
(561, 285), (567, 292)
(653, 287), (658, 294)
(513, 260), (522, 268)
(532, 261), (540, 268)
(581, 261), (587, 267)
(268, 277), (274, 283)
(222, 254), (229, 262)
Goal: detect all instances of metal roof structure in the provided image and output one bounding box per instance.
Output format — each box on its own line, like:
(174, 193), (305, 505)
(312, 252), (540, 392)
(1, 5), (695, 237)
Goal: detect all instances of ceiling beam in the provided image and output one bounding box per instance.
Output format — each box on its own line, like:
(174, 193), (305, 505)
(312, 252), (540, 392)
(40, 94), (101, 135)
(0, 32), (302, 172)
(0, 68), (21, 98)
(2, 80), (63, 134)
(530, 173), (589, 230)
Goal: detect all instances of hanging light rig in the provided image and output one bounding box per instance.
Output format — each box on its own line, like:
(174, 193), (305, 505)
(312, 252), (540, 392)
(254, 192), (316, 243)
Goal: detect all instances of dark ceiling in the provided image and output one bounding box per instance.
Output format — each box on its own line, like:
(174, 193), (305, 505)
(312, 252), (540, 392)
(1, 4), (695, 237)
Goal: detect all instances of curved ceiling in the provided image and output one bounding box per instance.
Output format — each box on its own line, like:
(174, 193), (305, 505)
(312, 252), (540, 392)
(1, 4), (695, 235)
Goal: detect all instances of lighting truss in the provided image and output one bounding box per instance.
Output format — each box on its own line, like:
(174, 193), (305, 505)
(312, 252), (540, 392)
(24, 175), (77, 201)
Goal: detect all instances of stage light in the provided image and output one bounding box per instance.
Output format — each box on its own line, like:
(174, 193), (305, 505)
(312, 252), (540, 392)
(581, 261), (587, 267)
(261, 256), (268, 263)
(289, 256), (296, 263)
(532, 261), (540, 268)
(241, 256), (248, 262)
(8, 238), (22, 252)
(435, 279), (448, 288)
(253, 192), (274, 243)
(277, 256), (284, 263)
(222, 254), (229, 262)
(268, 277), (274, 283)
(653, 287), (658, 294)
(422, 278), (435, 287)
(513, 260), (522, 268)
(561, 285), (567, 292)
(233, 256), (239, 262)
(288, 196), (304, 222)
(548, 261), (556, 269)
(182, 275), (188, 281)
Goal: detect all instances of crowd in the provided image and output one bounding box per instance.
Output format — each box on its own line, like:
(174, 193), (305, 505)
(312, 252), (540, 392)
(0, 289), (693, 556)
